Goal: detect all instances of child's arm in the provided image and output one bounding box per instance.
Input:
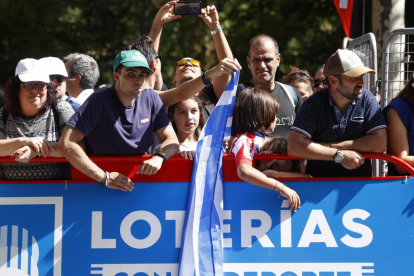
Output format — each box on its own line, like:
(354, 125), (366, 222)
(262, 170), (312, 178)
(237, 164), (301, 211)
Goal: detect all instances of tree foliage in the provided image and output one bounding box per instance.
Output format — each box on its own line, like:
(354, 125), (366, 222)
(0, 0), (345, 88)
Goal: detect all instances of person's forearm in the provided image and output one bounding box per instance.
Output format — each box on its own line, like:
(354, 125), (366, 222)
(288, 133), (337, 161)
(158, 71), (211, 107)
(60, 141), (105, 182)
(158, 138), (179, 160)
(211, 27), (233, 98)
(149, 21), (163, 52)
(212, 28), (233, 62)
(238, 164), (278, 190)
(48, 142), (63, 157)
(331, 129), (387, 153)
(0, 137), (29, 156)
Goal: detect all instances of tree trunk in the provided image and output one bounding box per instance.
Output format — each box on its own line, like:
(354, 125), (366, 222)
(372, 0), (405, 98)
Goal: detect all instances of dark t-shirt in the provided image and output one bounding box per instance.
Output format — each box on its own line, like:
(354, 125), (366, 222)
(231, 81), (302, 139)
(292, 88), (387, 177)
(67, 87), (170, 155)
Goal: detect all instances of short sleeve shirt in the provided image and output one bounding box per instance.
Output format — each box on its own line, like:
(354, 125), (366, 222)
(383, 98), (414, 176)
(230, 131), (265, 166)
(231, 82), (302, 139)
(0, 99), (74, 141)
(291, 88), (387, 177)
(67, 87), (170, 155)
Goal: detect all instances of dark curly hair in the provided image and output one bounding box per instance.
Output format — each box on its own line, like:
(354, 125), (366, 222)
(4, 76), (58, 118)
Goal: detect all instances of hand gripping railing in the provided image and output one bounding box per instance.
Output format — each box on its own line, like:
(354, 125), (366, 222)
(0, 153), (412, 183)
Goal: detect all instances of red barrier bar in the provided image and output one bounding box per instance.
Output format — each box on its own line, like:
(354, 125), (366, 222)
(0, 153), (412, 183)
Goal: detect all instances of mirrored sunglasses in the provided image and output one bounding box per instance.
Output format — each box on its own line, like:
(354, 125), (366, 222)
(311, 78), (329, 88)
(50, 75), (66, 83)
(23, 82), (47, 91)
(176, 58), (200, 67)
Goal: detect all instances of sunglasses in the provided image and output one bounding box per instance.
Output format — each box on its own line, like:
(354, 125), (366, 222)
(311, 78), (329, 88)
(156, 53), (162, 61)
(291, 72), (310, 80)
(23, 82), (47, 91)
(176, 58), (200, 67)
(50, 75), (67, 83)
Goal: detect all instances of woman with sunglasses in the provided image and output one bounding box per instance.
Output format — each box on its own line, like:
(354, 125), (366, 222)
(311, 65), (329, 92)
(282, 66), (313, 102)
(0, 58), (75, 180)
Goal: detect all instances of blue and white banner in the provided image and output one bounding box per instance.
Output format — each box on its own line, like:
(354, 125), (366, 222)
(179, 71), (240, 276)
(0, 178), (414, 275)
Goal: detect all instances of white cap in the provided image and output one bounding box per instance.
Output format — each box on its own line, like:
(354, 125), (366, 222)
(40, 57), (68, 77)
(15, 58), (50, 83)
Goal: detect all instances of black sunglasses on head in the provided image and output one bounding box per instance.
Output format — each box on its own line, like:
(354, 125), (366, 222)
(311, 78), (329, 88)
(291, 72), (310, 80)
(49, 75), (66, 83)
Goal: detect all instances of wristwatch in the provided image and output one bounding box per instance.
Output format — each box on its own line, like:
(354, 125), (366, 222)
(202, 70), (213, 86)
(334, 149), (344, 164)
(154, 152), (167, 163)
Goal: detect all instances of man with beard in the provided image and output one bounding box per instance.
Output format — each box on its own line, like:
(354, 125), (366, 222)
(287, 49), (387, 177)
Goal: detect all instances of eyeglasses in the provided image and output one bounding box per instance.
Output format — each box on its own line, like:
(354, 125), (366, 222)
(176, 58), (200, 67)
(49, 75), (66, 83)
(22, 82), (47, 91)
(311, 78), (329, 88)
(291, 72), (310, 80)
(156, 53), (162, 61)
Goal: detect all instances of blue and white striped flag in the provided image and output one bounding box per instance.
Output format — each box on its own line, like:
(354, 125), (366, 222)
(178, 71), (240, 276)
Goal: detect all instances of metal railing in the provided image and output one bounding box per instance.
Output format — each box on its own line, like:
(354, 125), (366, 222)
(347, 32), (378, 96)
(0, 153), (412, 184)
(381, 28), (414, 108)
(380, 28), (414, 176)
(346, 33), (380, 176)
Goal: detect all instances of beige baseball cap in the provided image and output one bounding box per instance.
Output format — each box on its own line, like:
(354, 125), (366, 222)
(323, 49), (375, 78)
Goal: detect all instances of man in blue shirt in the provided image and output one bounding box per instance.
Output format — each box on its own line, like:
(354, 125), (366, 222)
(288, 49), (387, 177)
(59, 49), (179, 191)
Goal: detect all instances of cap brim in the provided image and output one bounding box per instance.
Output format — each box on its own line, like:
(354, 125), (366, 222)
(18, 73), (50, 83)
(121, 61), (154, 73)
(343, 66), (375, 77)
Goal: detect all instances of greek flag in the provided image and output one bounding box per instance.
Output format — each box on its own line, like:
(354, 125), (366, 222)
(178, 71), (240, 276)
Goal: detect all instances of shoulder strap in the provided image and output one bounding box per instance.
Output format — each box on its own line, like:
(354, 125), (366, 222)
(278, 82), (299, 107)
(51, 102), (61, 138)
(236, 83), (247, 96)
(1, 109), (8, 127)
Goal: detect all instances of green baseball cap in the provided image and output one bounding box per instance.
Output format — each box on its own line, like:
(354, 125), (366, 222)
(113, 49), (153, 73)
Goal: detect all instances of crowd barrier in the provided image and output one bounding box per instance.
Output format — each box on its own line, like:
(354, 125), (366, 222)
(0, 153), (413, 276)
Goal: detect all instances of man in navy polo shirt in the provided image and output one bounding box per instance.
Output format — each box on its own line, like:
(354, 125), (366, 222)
(59, 49), (179, 191)
(288, 49), (387, 177)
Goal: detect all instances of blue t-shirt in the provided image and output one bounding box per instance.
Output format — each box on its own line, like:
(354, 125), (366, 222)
(67, 87), (170, 155)
(291, 88), (387, 177)
(383, 98), (414, 176)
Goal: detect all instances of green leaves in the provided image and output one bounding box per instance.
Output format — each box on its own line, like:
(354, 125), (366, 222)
(0, 0), (344, 88)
